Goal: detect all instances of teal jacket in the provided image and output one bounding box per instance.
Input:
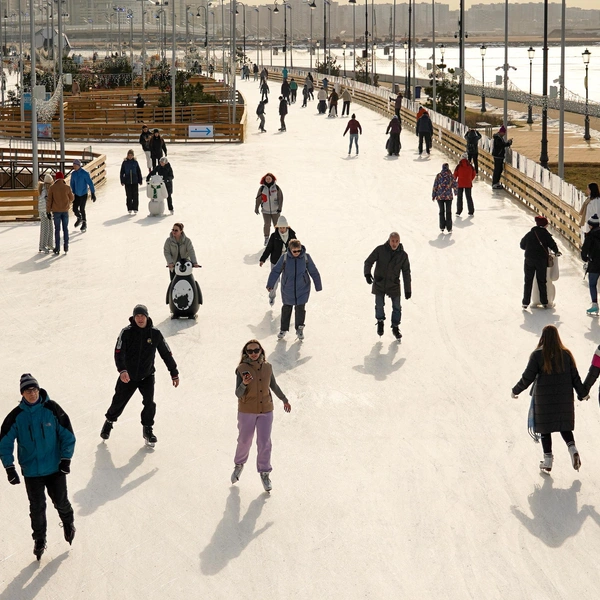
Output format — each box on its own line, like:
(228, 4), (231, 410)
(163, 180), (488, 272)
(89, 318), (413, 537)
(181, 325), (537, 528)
(0, 390), (76, 478)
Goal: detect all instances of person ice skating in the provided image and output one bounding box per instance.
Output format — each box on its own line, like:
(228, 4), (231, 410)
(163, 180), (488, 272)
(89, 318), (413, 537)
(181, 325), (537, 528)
(322, 77), (329, 92)
(491, 125), (513, 189)
(100, 305), (180, 446)
(164, 222), (199, 281)
(341, 88), (352, 116)
(256, 99), (267, 133)
(453, 153), (477, 216)
(464, 127), (482, 174)
(317, 86), (327, 114)
(385, 115), (401, 156)
(0, 374), (76, 560)
(267, 239), (322, 340)
(47, 171), (74, 255)
(364, 232), (412, 340)
(328, 88), (339, 117)
(260, 215), (297, 307)
(253, 63), (259, 80)
(579, 183), (600, 231)
(120, 149), (143, 215)
(511, 325), (587, 474)
(432, 163), (457, 233)
(255, 173), (284, 246)
(260, 79), (270, 102)
(301, 83), (309, 107)
(150, 128), (167, 169)
(289, 78), (298, 103)
(231, 339), (291, 493)
(343, 113), (362, 155)
(38, 174), (54, 253)
(147, 156), (175, 214)
(391, 90), (403, 118)
(581, 214), (600, 315)
(139, 124), (153, 172)
(281, 79), (291, 104)
(278, 96), (288, 131)
(307, 73), (314, 100)
(520, 215), (560, 309)
(282, 67), (288, 81)
(70, 159), (96, 233)
(416, 109), (433, 155)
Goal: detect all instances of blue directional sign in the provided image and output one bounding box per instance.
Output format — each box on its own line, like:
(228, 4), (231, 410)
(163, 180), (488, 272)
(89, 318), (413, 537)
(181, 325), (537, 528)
(188, 125), (214, 139)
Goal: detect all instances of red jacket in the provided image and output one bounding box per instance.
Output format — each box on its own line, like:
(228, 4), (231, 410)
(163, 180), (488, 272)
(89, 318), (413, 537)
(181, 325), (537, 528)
(453, 159), (476, 188)
(344, 118), (362, 135)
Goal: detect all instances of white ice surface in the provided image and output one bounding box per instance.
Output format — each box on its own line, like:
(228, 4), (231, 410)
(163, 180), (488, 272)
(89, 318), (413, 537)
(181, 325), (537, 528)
(2, 78), (600, 600)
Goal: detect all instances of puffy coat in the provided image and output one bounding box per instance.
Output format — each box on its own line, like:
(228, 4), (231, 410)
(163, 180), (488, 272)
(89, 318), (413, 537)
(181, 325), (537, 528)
(386, 116), (401, 134)
(260, 227), (297, 265)
(70, 167), (95, 196)
(267, 246), (322, 306)
(139, 131), (152, 151)
(114, 316), (178, 381)
(147, 162), (174, 183)
(465, 129), (482, 154)
(432, 164), (457, 201)
(0, 390), (76, 478)
(364, 241), (412, 298)
(47, 179), (74, 212)
(163, 232), (198, 265)
(150, 134), (167, 160)
(279, 98), (288, 116)
(120, 158), (143, 185)
(492, 133), (511, 159)
(520, 226), (558, 261)
(255, 181), (284, 215)
(416, 113), (433, 135)
(581, 226), (600, 274)
(453, 159), (476, 188)
(512, 348), (586, 434)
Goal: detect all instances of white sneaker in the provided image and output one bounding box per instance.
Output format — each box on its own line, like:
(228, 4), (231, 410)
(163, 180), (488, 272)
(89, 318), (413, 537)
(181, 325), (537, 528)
(231, 464), (244, 484)
(296, 325), (304, 340)
(260, 472), (272, 492)
(539, 453), (553, 473)
(277, 330), (286, 340)
(568, 445), (581, 471)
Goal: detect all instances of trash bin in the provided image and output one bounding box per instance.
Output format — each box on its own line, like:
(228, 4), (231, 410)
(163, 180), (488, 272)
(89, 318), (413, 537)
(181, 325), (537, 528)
(415, 86), (421, 99)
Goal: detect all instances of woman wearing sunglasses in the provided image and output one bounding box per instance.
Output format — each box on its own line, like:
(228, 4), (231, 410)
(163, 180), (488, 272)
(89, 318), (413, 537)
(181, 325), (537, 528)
(231, 339), (291, 492)
(163, 223), (200, 281)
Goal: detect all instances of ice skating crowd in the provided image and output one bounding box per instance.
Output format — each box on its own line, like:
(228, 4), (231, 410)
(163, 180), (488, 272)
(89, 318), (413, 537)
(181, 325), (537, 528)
(3, 63), (600, 566)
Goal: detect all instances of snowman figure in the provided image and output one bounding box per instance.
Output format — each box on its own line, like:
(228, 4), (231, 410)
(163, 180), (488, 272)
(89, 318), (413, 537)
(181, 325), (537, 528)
(147, 174), (167, 216)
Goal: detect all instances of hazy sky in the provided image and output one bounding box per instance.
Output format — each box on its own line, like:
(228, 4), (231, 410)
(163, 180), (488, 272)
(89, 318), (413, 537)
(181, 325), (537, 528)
(241, 1), (598, 9)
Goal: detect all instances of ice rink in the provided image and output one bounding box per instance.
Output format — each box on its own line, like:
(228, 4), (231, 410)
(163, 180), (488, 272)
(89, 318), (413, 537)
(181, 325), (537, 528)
(1, 76), (600, 599)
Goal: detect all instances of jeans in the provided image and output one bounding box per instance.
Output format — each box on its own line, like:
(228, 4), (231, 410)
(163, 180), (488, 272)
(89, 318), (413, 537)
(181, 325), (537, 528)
(124, 184), (139, 212)
(437, 200), (453, 232)
(342, 100), (351, 116)
(73, 194), (87, 224)
(375, 294), (401, 327)
(53, 212), (69, 250)
(106, 374), (156, 426)
(523, 258), (548, 305)
(589, 272), (600, 303)
(348, 133), (359, 154)
(234, 411), (274, 472)
(281, 304), (306, 332)
(25, 471), (73, 541)
(418, 133), (432, 154)
(468, 151), (479, 174)
(456, 188), (474, 215)
(492, 157), (504, 185)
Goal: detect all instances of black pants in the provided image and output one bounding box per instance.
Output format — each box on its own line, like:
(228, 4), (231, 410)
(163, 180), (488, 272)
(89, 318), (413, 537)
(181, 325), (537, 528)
(125, 184), (139, 212)
(342, 101), (351, 116)
(437, 200), (452, 232)
(388, 133), (401, 155)
(541, 431), (574, 453)
(456, 188), (474, 215)
(291, 89), (297, 102)
(418, 133), (432, 154)
(468, 151), (479, 174)
(164, 180), (173, 211)
(523, 258), (548, 305)
(73, 194), (88, 224)
(281, 304), (306, 332)
(152, 156), (161, 169)
(25, 471), (73, 541)
(492, 157), (504, 185)
(106, 374), (156, 426)
(279, 115), (286, 130)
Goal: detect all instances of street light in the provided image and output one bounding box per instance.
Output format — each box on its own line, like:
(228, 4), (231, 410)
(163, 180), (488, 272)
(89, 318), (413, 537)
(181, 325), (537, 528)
(267, 6), (274, 66)
(196, 5), (209, 64)
(439, 43), (445, 72)
(342, 41), (346, 77)
(583, 47), (591, 141)
(526, 46), (535, 124)
(480, 44), (486, 113)
(308, 1), (316, 71)
(287, 3), (293, 68)
(372, 42), (377, 82)
(126, 9), (133, 65)
(254, 7), (259, 65)
(236, 2), (246, 66)
(403, 39), (408, 92)
(316, 39), (320, 65)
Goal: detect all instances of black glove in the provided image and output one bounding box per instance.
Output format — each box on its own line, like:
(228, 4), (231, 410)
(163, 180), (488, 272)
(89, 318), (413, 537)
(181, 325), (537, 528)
(365, 274), (373, 285)
(91, 193), (96, 202)
(46, 212), (52, 220)
(405, 292), (412, 300)
(59, 459), (71, 475)
(6, 466), (20, 485)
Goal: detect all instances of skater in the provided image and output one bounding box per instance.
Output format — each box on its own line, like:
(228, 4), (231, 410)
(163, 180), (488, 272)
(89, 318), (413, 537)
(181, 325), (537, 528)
(70, 159), (96, 233)
(453, 153), (477, 216)
(164, 222), (200, 281)
(301, 83), (309, 107)
(328, 88), (339, 117)
(322, 76), (329, 92)
(0, 374), (76, 560)
(317, 86), (327, 114)
(432, 163), (457, 233)
(364, 232), (412, 340)
(139, 124), (153, 172)
(289, 78), (298, 103)
(282, 67), (288, 82)
(260, 215), (297, 307)
(253, 63), (259, 80)
(255, 172), (284, 246)
(120, 149), (143, 215)
(307, 73), (314, 100)
(278, 96), (288, 131)
(267, 239), (322, 340)
(581, 214), (600, 314)
(491, 125), (513, 189)
(100, 305), (180, 446)
(150, 128), (167, 169)
(511, 325), (587, 474)
(47, 172), (74, 255)
(341, 87), (352, 116)
(256, 99), (267, 132)
(385, 115), (401, 156)
(343, 113), (362, 155)
(520, 215), (559, 309)
(38, 174), (54, 253)
(416, 109), (433, 155)
(281, 79), (291, 104)
(260, 79), (270, 102)
(465, 127), (482, 174)
(209, 63), (214, 76)
(579, 183), (600, 231)
(147, 157), (175, 214)
(231, 339), (291, 492)
(391, 90), (403, 119)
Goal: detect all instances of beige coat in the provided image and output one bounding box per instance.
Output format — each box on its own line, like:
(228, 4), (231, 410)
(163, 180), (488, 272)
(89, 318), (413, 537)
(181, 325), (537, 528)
(163, 232), (198, 265)
(47, 180), (74, 213)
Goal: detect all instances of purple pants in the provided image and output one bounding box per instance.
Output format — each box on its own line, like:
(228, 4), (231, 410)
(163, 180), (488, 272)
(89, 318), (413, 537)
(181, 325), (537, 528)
(234, 411), (273, 473)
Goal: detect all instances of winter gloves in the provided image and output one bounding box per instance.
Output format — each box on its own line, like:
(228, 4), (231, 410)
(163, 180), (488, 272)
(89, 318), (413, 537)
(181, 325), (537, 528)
(59, 459), (71, 475)
(91, 193), (96, 202)
(365, 274), (373, 285)
(46, 212), (52, 220)
(6, 466), (20, 485)
(405, 292), (412, 300)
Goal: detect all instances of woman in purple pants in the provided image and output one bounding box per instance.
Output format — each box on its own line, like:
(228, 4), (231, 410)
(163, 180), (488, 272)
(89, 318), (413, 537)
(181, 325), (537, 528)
(231, 339), (291, 492)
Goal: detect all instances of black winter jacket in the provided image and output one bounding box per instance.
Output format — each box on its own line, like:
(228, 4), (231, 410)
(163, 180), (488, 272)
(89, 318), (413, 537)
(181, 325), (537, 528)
(364, 242), (412, 298)
(512, 348), (586, 434)
(114, 317), (178, 381)
(260, 227), (297, 265)
(520, 226), (558, 262)
(120, 158), (143, 185)
(416, 114), (433, 135)
(150, 135), (167, 160)
(279, 99), (288, 116)
(465, 129), (482, 154)
(492, 133), (511, 159)
(581, 226), (600, 274)
(146, 162), (174, 183)
(139, 131), (151, 152)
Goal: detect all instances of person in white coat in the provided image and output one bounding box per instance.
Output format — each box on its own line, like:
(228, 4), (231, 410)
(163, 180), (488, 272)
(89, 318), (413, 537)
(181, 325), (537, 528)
(580, 183), (600, 233)
(38, 174), (54, 253)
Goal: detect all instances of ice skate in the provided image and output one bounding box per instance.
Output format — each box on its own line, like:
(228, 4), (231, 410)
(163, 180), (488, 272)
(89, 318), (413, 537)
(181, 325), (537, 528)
(33, 538), (46, 561)
(260, 471), (272, 493)
(522, 304), (529, 310)
(80, 222), (87, 233)
(73, 217), (82, 228)
(61, 521), (76, 545)
(264, 236), (269, 246)
(296, 325), (305, 341)
(376, 320), (384, 336)
(143, 426), (157, 448)
(100, 419), (113, 440)
(587, 303), (599, 315)
(53, 247), (59, 255)
(277, 330), (286, 340)
(392, 326), (402, 341)
(568, 445), (581, 471)
(231, 464), (244, 484)
(269, 295), (275, 307)
(539, 453), (553, 474)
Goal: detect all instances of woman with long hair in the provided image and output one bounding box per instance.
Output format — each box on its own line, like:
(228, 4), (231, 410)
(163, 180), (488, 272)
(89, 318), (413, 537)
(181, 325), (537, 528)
(231, 339), (291, 492)
(512, 325), (587, 473)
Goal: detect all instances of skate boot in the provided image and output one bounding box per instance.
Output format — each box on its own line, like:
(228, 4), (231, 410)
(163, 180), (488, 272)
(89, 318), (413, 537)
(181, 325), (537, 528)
(73, 217), (82, 228)
(80, 221), (87, 233)
(539, 453), (553, 474)
(231, 464), (244, 484)
(277, 330), (286, 340)
(61, 522), (76, 545)
(296, 325), (305, 341)
(264, 236), (269, 246)
(260, 472), (272, 493)
(392, 326), (402, 341)
(376, 320), (384, 337)
(33, 538), (46, 561)
(143, 426), (157, 447)
(100, 419), (113, 440)
(587, 303), (599, 315)
(568, 444), (581, 471)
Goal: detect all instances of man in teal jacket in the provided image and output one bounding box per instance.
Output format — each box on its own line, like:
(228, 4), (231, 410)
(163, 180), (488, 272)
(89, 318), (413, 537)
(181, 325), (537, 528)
(69, 158), (96, 232)
(0, 374), (76, 560)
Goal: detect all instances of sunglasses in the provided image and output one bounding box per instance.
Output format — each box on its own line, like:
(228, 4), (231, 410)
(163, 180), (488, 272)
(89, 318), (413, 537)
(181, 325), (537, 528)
(246, 348), (261, 354)
(291, 249), (301, 254)
(172, 229), (180, 232)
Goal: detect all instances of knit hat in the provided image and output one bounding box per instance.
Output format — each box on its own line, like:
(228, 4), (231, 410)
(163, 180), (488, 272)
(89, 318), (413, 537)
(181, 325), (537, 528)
(588, 214), (600, 227)
(499, 125), (506, 134)
(276, 215), (289, 228)
(535, 215), (549, 227)
(20, 373), (39, 394)
(153, 128), (159, 133)
(43, 174), (53, 184)
(461, 152), (468, 160)
(73, 159), (81, 166)
(55, 171), (65, 180)
(132, 304), (149, 317)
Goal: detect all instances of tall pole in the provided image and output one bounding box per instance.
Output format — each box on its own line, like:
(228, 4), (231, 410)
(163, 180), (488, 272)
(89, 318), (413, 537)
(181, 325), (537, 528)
(58, 0), (65, 166)
(558, 0), (565, 178)
(352, 0), (356, 73)
(527, 47), (534, 124)
(458, 0), (464, 124)
(583, 49), (591, 141)
(268, 7), (272, 67)
(128, 10), (133, 65)
(221, 0), (225, 82)
(1, 2), (5, 106)
(324, 0), (327, 72)
(371, 0), (374, 83)
(232, 0), (237, 123)
(283, 1), (287, 69)
(18, 0), (23, 122)
(406, 0), (411, 98)
(391, 0), (396, 94)
(171, 0), (175, 123)
(309, 3), (313, 70)
(412, 0), (416, 99)
(255, 7), (259, 65)
(206, 4), (209, 65)
(289, 5), (292, 68)
(364, 0), (368, 84)
(29, 0), (38, 187)
(502, 0), (508, 130)
(431, 0), (435, 111)
(186, 6), (190, 49)
(481, 45), (486, 113)
(142, 0), (146, 87)
(540, 0), (549, 168)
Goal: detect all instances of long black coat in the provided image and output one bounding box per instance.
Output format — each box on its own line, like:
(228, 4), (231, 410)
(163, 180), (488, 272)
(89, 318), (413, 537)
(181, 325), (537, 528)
(520, 226), (558, 261)
(150, 135), (167, 160)
(260, 227), (297, 265)
(512, 348), (586, 434)
(581, 226), (600, 274)
(364, 242), (412, 298)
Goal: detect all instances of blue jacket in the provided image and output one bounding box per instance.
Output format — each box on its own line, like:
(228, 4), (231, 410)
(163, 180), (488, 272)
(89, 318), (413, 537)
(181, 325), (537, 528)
(120, 158), (143, 185)
(0, 390), (76, 478)
(70, 167), (95, 196)
(267, 246), (322, 306)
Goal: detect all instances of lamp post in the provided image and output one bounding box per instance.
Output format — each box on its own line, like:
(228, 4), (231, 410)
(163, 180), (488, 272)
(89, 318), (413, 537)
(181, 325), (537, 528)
(342, 41), (346, 76)
(196, 5), (209, 64)
(287, 3), (293, 68)
(309, 1), (315, 71)
(480, 44), (486, 113)
(185, 4), (191, 48)
(127, 9), (133, 65)
(403, 40), (407, 91)
(540, 0), (549, 168)
(524, 46), (534, 124)
(254, 7), (259, 65)
(406, 0), (411, 97)
(267, 6), (273, 66)
(439, 43), (445, 72)
(29, 0), (38, 187)
(316, 39), (320, 65)
(372, 43), (377, 82)
(236, 2), (246, 65)
(583, 48), (591, 141)
(348, 0), (356, 74)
